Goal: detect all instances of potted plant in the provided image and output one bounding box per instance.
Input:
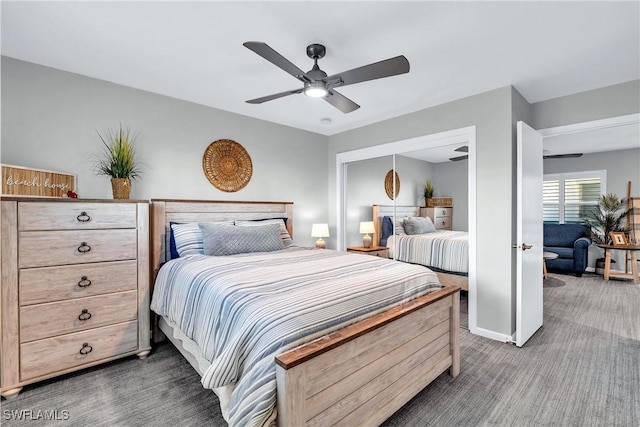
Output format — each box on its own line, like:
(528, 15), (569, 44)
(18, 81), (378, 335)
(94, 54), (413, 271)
(424, 180), (434, 206)
(94, 124), (141, 199)
(584, 193), (629, 273)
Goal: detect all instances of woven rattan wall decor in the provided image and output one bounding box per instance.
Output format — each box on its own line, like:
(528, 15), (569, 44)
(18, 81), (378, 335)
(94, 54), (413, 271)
(202, 139), (253, 192)
(384, 170), (400, 200)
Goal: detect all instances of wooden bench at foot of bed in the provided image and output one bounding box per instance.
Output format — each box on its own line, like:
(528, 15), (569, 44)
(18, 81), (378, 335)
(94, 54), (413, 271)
(275, 286), (460, 426)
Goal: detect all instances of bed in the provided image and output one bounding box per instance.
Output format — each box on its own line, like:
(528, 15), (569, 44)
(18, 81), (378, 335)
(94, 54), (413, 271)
(373, 204), (469, 291)
(150, 199), (460, 426)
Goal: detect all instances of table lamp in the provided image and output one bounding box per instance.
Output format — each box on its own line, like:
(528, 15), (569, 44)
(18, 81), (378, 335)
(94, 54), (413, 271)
(359, 221), (375, 248)
(311, 223), (329, 249)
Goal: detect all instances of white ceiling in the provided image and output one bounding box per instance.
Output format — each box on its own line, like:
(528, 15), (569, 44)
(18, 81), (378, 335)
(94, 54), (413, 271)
(2, 1), (638, 139)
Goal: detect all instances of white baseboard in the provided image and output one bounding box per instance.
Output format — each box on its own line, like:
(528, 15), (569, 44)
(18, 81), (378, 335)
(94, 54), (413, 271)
(471, 326), (514, 343)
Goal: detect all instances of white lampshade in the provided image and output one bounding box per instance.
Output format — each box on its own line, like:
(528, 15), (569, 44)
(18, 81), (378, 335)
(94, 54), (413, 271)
(359, 221), (375, 234)
(311, 223), (329, 249)
(311, 223), (330, 238)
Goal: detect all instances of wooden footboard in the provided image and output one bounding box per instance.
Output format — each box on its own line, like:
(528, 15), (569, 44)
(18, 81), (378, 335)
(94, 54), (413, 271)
(275, 286), (460, 426)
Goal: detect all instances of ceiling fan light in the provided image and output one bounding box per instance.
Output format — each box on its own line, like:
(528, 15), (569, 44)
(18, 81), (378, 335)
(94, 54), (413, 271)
(304, 82), (328, 98)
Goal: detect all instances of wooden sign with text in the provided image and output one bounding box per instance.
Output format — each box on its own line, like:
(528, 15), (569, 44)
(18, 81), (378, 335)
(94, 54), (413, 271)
(2, 164), (76, 197)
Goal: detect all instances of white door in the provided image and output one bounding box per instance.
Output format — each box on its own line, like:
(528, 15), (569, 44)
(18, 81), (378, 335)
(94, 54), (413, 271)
(515, 121), (544, 347)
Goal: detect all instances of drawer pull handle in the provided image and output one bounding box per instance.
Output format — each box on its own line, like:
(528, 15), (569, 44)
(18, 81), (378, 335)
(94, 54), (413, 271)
(79, 343), (93, 355)
(78, 276), (92, 288)
(77, 242), (92, 253)
(78, 309), (92, 321)
(76, 211), (91, 222)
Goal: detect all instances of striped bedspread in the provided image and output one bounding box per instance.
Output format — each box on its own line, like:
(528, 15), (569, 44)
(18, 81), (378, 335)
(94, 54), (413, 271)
(387, 230), (469, 274)
(150, 247), (441, 427)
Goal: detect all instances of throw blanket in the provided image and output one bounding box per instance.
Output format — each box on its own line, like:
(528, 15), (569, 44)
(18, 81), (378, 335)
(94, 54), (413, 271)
(387, 230), (469, 273)
(151, 247), (441, 427)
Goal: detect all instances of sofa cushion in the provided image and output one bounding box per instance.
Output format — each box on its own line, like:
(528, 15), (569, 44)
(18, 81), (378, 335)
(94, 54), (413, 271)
(544, 246), (574, 259)
(543, 224), (588, 247)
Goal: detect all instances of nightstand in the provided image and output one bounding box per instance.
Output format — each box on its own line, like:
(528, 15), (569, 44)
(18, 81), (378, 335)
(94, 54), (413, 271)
(347, 246), (390, 258)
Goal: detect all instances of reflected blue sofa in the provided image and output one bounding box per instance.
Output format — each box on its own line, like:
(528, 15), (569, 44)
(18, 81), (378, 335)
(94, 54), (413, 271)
(543, 224), (591, 277)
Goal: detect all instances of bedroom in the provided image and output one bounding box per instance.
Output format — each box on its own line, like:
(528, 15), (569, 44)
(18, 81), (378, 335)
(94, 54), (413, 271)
(1, 1), (639, 426)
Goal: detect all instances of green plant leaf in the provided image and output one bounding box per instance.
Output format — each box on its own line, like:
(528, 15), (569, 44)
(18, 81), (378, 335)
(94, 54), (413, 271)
(94, 124), (141, 180)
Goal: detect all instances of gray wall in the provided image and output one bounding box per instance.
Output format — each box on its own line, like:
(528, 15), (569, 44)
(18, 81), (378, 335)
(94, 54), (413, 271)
(432, 160), (468, 231)
(329, 86), (514, 338)
(345, 155), (434, 248)
(345, 156), (394, 248)
(532, 80), (640, 129)
(1, 57), (328, 247)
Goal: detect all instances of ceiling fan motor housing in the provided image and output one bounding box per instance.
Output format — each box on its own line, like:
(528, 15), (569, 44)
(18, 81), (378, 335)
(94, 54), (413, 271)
(306, 44), (326, 60)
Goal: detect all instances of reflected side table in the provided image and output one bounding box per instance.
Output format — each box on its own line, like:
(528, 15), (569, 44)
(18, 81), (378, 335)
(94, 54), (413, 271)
(596, 244), (640, 285)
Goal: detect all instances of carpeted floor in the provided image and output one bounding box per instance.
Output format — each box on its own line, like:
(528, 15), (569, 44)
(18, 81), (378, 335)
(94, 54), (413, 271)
(2, 273), (638, 426)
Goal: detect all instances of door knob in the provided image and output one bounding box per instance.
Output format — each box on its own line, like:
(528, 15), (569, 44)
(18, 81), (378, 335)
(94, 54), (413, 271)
(512, 244), (533, 250)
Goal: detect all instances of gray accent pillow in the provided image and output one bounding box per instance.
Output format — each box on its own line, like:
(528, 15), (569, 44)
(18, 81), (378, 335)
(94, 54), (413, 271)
(199, 223), (285, 256)
(403, 216), (436, 235)
(235, 219), (293, 247)
(171, 221), (234, 257)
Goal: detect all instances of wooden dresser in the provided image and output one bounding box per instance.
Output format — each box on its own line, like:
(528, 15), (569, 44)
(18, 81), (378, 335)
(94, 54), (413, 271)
(420, 206), (453, 230)
(0, 198), (150, 398)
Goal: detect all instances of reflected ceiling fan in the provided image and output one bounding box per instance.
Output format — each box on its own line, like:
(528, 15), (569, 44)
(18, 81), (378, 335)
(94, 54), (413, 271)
(449, 146), (469, 162)
(243, 41), (410, 113)
(448, 146), (584, 161)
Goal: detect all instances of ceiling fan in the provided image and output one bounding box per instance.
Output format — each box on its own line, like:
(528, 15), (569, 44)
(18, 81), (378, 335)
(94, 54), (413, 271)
(243, 41), (410, 113)
(542, 153), (583, 159)
(448, 146), (584, 161)
(449, 146), (469, 162)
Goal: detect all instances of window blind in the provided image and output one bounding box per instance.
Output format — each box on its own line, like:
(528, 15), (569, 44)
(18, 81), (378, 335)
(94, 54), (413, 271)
(543, 171), (605, 224)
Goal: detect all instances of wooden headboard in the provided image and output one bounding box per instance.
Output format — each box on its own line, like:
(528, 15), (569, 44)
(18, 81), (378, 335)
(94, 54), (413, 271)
(150, 199), (294, 280)
(372, 204), (420, 246)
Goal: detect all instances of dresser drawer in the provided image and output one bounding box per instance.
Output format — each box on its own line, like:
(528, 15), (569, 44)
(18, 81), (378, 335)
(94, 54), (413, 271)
(434, 207), (452, 218)
(20, 291), (138, 343)
(20, 320), (139, 380)
(19, 260), (138, 305)
(18, 202), (137, 231)
(434, 217), (452, 230)
(19, 229), (137, 268)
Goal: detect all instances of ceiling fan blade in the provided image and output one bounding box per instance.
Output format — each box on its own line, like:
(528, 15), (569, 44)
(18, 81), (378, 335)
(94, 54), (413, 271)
(246, 88), (303, 104)
(324, 89), (360, 113)
(243, 42), (309, 82)
(449, 155), (469, 162)
(543, 153), (583, 159)
(455, 146), (469, 153)
(324, 55), (410, 88)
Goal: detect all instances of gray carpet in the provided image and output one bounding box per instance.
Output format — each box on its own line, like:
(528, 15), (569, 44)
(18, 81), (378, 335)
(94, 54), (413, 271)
(2, 273), (638, 426)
